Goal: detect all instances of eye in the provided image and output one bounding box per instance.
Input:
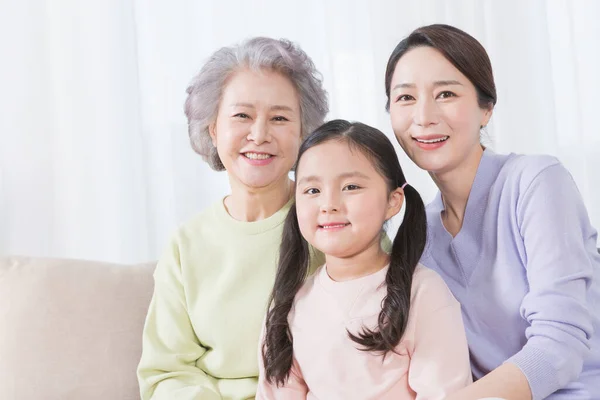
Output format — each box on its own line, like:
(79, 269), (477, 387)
(233, 113), (250, 119)
(304, 188), (320, 195)
(395, 94), (415, 103)
(272, 116), (289, 122)
(343, 184), (361, 191)
(437, 91), (456, 99)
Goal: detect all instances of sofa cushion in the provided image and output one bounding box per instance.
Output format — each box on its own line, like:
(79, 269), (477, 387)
(0, 256), (155, 400)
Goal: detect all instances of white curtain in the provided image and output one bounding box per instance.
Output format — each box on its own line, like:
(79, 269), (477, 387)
(1, 0), (599, 263)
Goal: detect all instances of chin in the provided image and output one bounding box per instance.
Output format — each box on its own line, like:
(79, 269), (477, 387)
(240, 178), (279, 189)
(410, 154), (452, 174)
(239, 172), (288, 189)
(239, 168), (291, 187)
(316, 243), (355, 259)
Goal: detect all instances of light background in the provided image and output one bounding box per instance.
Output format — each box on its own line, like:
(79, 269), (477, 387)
(1, 0), (599, 263)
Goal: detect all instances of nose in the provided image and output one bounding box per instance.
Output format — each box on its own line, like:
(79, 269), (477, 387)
(320, 191), (340, 214)
(247, 118), (271, 144)
(320, 204), (339, 213)
(414, 97), (439, 127)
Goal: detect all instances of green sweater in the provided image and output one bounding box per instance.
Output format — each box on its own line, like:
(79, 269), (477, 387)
(137, 198), (324, 400)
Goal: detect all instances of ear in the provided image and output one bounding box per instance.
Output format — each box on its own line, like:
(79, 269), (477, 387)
(481, 104), (493, 128)
(385, 187), (405, 220)
(209, 122), (217, 147)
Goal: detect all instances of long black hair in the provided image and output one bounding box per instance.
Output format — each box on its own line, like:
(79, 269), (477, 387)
(262, 119), (427, 386)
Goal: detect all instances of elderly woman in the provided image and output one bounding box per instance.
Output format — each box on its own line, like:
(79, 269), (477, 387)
(137, 37), (328, 400)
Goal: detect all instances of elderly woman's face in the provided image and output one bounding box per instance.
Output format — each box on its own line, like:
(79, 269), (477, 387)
(210, 68), (302, 190)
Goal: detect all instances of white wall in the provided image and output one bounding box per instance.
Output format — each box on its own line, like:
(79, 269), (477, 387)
(1, 0), (599, 263)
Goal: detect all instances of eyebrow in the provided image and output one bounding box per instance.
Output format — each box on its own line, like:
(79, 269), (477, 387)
(230, 103), (295, 112)
(392, 80), (463, 91)
(297, 171), (371, 185)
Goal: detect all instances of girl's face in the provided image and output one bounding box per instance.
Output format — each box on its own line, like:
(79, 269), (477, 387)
(295, 140), (402, 260)
(210, 68), (302, 190)
(389, 46), (492, 175)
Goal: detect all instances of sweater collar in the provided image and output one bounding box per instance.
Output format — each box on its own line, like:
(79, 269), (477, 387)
(425, 148), (511, 284)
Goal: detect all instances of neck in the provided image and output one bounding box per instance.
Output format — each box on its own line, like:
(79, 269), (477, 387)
(430, 146), (483, 227)
(224, 176), (293, 222)
(325, 236), (389, 282)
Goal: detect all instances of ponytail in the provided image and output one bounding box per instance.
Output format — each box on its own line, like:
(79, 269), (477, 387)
(348, 183), (427, 353)
(262, 203), (310, 386)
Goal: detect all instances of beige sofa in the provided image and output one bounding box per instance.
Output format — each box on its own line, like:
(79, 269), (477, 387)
(0, 256), (155, 400)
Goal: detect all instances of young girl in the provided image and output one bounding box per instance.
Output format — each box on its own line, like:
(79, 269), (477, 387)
(256, 119), (472, 400)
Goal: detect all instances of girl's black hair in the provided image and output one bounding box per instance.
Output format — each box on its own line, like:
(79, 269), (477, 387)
(262, 119), (427, 386)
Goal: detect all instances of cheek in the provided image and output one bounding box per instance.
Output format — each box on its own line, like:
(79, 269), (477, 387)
(215, 121), (246, 151)
(277, 127), (302, 153)
(390, 109), (412, 141)
(295, 198), (316, 233)
(350, 195), (387, 225)
(445, 103), (483, 134)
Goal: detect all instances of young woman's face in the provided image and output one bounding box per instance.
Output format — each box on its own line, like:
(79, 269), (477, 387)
(295, 140), (401, 259)
(389, 46), (492, 175)
(210, 68), (302, 190)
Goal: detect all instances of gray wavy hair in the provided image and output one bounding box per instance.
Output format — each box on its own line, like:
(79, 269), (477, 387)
(184, 37), (329, 171)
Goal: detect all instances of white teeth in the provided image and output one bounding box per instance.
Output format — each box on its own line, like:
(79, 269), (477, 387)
(416, 136), (449, 144)
(321, 224), (348, 229)
(245, 152), (271, 160)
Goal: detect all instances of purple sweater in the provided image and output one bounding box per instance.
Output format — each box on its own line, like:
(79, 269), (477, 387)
(421, 149), (600, 399)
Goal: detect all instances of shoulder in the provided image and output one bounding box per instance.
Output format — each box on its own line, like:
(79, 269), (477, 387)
(411, 264), (458, 313)
(289, 266), (322, 321)
(177, 200), (222, 242)
(154, 200), (223, 272)
(499, 152), (564, 191)
(497, 154), (583, 219)
(480, 152), (581, 216)
(295, 265), (322, 301)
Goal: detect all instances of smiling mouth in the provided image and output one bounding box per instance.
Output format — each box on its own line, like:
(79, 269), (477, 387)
(318, 223), (351, 229)
(413, 136), (449, 144)
(243, 152), (273, 160)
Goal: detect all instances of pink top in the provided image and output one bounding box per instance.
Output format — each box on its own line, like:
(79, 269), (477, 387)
(257, 264), (472, 400)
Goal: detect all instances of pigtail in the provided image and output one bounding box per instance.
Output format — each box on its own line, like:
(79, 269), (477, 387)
(262, 203), (310, 386)
(349, 183), (427, 353)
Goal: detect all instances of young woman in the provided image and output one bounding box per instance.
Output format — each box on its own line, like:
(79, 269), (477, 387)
(385, 24), (600, 400)
(257, 120), (471, 399)
(137, 37), (328, 400)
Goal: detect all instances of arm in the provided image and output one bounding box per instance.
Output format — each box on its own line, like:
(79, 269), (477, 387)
(137, 237), (220, 400)
(445, 363), (530, 400)
(452, 163), (595, 400)
(508, 163), (594, 399)
(408, 290), (472, 399)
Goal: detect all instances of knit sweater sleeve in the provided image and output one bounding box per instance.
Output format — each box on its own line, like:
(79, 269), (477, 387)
(137, 234), (221, 400)
(507, 162), (595, 399)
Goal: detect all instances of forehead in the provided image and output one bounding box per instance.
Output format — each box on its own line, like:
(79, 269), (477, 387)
(222, 68), (299, 103)
(297, 140), (377, 177)
(391, 46), (467, 86)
